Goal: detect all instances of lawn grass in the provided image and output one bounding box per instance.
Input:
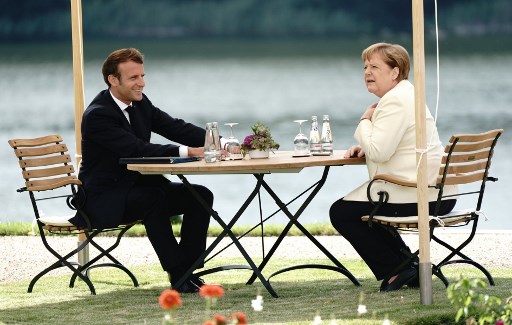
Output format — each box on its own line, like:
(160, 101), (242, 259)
(1, 258), (510, 325)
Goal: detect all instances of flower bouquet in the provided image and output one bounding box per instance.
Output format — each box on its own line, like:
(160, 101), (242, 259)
(240, 122), (280, 158)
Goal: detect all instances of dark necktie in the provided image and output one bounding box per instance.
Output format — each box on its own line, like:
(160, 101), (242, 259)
(125, 105), (141, 137)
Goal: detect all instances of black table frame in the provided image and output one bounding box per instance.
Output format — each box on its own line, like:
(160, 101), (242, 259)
(173, 165), (361, 298)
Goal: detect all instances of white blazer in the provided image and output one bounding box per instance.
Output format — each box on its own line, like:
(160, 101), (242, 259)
(344, 80), (457, 203)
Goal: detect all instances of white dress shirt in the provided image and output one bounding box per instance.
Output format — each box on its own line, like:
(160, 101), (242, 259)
(109, 91), (190, 157)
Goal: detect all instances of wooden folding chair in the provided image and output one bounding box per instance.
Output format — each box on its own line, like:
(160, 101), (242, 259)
(361, 129), (503, 290)
(8, 134), (139, 295)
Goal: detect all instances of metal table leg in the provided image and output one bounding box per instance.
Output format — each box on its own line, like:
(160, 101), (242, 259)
(174, 174), (279, 298)
(246, 166), (361, 287)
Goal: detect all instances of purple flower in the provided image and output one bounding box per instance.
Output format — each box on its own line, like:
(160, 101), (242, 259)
(243, 135), (256, 147)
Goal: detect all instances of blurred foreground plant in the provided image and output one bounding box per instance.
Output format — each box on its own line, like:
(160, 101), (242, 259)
(447, 276), (512, 325)
(159, 285), (248, 324)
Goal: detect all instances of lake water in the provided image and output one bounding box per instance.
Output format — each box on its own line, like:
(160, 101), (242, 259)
(1, 45), (510, 229)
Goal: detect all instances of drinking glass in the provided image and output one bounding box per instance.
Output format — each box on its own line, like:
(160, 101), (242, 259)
(293, 119), (310, 156)
(224, 123), (243, 160)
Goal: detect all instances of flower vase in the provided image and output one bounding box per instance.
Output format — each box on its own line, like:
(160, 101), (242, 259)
(248, 149), (270, 159)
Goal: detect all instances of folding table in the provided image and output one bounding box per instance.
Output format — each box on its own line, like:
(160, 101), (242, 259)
(128, 150), (365, 297)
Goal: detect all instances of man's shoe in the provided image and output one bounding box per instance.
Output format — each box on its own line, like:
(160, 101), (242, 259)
(172, 279), (200, 294)
(381, 267), (417, 292)
(189, 275), (224, 289)
(189, 275), (205, 287)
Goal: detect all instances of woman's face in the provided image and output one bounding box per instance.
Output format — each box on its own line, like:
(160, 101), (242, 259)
(363, 53), (399, 98)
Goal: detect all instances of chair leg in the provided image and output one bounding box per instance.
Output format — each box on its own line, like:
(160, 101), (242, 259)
(69, 227), (139, 288)
(432, 233), (495, 286)
(431, 263), (449, 287)
(31, 230), (96, 295)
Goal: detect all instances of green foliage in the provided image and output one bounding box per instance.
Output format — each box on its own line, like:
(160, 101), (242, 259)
(0, 0), (510, 41)
(0, 222), (33, 236)
(447, 276), (512, 325)
(0, 221), (338, 237)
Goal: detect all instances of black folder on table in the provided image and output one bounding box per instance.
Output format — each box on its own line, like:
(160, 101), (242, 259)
(119, 157), (200, 164)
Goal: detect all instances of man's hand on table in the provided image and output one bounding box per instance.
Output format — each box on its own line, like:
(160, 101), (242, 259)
(187, 146), (229, 158)
(188, 147), (204, 157)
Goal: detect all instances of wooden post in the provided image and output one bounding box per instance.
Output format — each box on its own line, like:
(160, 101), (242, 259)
(70, 0), (88, 265)
(412, 0), (432, 304)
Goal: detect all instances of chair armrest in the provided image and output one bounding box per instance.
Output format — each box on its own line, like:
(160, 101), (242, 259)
(366, 174), (417, 219)
(372, 174), (418, 188)
(366, 175), (420, 226)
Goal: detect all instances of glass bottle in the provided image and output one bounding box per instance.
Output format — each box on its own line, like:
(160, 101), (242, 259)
(211, 122), (222, 162)
(309, 115), (322, 155)
(320, 115), (333, 155)
(204, 122), (217, 163)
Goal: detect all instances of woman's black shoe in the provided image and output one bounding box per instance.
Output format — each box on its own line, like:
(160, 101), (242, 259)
(406, 273), (420, 288)
(381, 267), (417, 292)
(405, 264), (419, 288)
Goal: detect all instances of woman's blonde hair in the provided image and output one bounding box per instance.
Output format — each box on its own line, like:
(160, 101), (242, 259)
(362, 42), (410, 82)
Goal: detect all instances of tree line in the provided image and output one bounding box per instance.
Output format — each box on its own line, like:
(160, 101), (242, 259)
(1, 0), (510, 41)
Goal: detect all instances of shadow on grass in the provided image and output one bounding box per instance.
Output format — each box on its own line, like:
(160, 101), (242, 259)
(1, 261), (509, 325)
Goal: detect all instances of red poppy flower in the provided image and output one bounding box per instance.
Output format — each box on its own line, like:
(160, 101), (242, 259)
(158, 289), (182, 310)
(230, 311), (248, 324)
(199, 284), (225, 298)
(202, 321), (215, 325)
(213, 314), (227, 325)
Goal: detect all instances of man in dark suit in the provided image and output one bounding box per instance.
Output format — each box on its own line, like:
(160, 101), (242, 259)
(69, 48), (213, 293)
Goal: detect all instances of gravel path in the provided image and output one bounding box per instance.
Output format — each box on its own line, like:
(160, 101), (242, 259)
(1, 230), (511, 283)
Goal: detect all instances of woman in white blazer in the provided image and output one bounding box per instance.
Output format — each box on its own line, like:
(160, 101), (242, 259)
(329, 43), (457, 291)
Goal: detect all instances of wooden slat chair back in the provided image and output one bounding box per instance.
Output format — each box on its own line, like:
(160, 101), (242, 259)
(361, 129), (503, 290)
(8, 134), (139, 295)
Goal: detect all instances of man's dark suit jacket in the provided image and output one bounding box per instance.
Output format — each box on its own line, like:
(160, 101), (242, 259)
(69, 90), (205, 229)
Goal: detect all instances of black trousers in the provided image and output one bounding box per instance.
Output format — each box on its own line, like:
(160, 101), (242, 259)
(329, 198), (456, 280)
(122, 176), (212, 279)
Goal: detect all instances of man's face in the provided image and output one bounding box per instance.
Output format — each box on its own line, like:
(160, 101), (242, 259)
(363, 53), (398, 98)
(109, 60), (145, 104)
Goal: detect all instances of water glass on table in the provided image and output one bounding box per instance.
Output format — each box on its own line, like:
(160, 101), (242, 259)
(224, 123), (243, 160)
(293, 119), (310, 157)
